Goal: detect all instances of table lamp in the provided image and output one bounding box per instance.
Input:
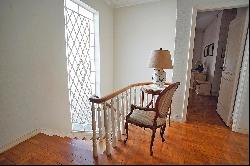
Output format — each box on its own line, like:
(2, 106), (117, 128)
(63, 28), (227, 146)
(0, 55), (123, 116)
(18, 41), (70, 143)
(148, 48), (173, 88)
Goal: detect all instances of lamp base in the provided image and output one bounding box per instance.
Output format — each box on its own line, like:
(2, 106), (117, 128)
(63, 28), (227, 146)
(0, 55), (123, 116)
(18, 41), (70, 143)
(152, 68), (166, 88)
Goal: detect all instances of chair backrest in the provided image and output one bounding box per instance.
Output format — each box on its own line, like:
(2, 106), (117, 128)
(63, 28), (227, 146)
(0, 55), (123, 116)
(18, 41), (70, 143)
(155, 82), (180, 118)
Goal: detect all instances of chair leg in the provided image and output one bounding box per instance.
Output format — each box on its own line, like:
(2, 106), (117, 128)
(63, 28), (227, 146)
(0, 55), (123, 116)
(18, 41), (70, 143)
(124, 121), (128, 144)
(150, 128), (156, 156)
(160, 124), (166, 142)
(168, 115), (171, 127)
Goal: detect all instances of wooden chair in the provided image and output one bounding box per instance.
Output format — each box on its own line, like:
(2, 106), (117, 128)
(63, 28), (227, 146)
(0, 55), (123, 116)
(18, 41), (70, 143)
(124, 82), (180, 156)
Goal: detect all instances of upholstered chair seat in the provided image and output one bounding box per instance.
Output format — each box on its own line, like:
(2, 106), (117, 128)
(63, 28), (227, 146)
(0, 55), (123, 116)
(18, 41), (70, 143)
(127, 110), (166, 127)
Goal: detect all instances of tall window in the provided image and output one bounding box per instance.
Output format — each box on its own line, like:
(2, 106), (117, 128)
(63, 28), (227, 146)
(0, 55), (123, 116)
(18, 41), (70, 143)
(64, 0), (99, 131)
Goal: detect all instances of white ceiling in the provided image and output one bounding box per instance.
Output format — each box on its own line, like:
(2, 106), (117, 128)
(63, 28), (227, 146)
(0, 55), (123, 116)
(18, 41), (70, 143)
(104, 0), (160, 8)
(196, 10), (222, 30)
(104, 1), (221, 29)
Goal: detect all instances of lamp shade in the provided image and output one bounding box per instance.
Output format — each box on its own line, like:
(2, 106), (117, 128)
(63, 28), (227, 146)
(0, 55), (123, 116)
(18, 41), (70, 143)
(148, 48), (173, 69)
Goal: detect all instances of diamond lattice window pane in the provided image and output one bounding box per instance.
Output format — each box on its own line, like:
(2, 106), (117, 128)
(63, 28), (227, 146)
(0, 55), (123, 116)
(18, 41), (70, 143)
(64, 0), (96, 132)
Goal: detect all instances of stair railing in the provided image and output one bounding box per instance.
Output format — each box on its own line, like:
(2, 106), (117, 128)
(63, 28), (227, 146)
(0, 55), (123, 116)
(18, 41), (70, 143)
(89, 82), (170, 157)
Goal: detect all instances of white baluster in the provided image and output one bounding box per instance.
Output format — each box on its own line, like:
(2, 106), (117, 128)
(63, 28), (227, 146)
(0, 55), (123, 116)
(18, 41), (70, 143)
(103, 103), (111, 156)
(125, 90), (129, 116)
(139, 86), (142, 106)
(110, 99), (116, 147)
(116, 96), (121, 140)
(121, 93), (125, 134)
(123, 92), (126, 117)
(91, 102), (98, 158)
(97, 105), (103, 139)
(129, 88), (132, 109)
(134, 88), (137, 105)
(146, 94), (149, 106)
(101, 104), (105, 140)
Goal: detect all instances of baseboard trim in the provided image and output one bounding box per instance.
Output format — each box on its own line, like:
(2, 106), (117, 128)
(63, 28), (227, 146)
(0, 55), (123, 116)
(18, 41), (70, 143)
(232, 127), (249, 135)
(171, 114), (184, 122)
(0, 129), (41, 154)
(40, 128), (92, 140)
(40, 128), (72, 138)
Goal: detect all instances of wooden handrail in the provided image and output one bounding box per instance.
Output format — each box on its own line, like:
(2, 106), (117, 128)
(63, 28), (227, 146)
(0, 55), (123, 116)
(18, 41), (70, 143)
(89, 82), (171, 104)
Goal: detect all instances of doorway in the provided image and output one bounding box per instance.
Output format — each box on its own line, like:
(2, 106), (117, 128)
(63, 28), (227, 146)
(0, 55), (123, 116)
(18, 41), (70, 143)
(186, 7), (249, 127)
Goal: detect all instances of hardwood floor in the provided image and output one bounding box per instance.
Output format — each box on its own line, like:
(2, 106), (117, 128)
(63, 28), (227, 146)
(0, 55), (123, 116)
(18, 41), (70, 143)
(187, 89), (225, 126)
(0, 91), (249, 165)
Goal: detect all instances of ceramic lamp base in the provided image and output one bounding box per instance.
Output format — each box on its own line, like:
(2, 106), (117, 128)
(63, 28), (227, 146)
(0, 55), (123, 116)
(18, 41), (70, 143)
(152, 68), (166, 88)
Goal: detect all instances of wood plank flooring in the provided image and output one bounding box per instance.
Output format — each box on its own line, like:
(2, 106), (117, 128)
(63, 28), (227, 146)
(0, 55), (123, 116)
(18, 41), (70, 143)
(0, 91), (249, 165)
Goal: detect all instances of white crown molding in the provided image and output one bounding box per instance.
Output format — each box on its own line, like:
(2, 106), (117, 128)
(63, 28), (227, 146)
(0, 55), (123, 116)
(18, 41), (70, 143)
(104, 0), (161, 8)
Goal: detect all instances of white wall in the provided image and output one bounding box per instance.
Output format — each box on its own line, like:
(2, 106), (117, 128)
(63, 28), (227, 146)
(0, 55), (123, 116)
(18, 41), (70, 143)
(192, 28), (204, 67)
(0, 0), (114, 149)
(201, 13), (222, 82)
(173, 0), (249, 121)
(114, 0), (177, 89)
(0, 0), (71, 148)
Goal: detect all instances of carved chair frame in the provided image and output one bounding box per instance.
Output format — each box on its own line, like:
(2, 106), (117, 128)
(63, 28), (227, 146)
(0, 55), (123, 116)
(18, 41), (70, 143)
(124, 82), (180, 156)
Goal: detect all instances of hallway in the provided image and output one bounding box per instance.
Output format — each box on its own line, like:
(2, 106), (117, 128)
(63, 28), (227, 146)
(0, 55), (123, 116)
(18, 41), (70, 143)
(187, 90), (226, 126)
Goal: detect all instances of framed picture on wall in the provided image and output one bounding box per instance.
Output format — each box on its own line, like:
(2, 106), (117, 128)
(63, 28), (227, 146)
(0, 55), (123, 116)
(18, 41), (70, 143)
(204, 43), (214, 57)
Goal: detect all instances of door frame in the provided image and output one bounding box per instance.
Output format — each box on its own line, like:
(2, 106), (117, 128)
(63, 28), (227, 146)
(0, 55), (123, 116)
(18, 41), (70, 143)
(182, 4), (249, 128)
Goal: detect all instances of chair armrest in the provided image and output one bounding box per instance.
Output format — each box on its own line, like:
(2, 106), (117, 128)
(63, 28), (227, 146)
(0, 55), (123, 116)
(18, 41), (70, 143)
(131, 104), (156, 112)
